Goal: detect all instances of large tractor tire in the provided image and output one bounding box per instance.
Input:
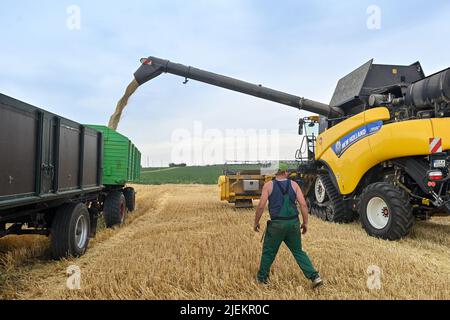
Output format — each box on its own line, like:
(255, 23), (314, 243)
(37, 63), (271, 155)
(359, 182), (414, 240)
(104, 191), (127, 228)
(51, 202), (91, 259)
(123, 187), (136, 212)
(308, 174), (353, 223)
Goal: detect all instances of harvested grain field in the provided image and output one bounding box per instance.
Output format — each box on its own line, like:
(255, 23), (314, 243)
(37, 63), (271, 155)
(0, 184), (449, 300)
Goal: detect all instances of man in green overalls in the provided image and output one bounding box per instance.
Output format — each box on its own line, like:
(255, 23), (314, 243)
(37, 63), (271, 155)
(254, 162), (323, 288)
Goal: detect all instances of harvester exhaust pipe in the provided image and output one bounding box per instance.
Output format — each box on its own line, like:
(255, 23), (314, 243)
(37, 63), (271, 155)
(134, 56), (344, 118)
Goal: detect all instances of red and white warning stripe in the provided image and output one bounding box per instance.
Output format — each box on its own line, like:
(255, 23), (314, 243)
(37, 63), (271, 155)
(429, 138), (443, 154)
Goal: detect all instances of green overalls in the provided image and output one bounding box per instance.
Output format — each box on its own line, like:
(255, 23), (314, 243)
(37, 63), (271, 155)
(257, 179), (318, 283)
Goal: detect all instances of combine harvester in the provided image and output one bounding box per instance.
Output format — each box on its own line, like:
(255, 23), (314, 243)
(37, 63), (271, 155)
(218, 161), (298, 208)
(0, 94), (141, 258)
(218, 162), (270, 209)
(131, 56), (450, 240)
(218, 161), (275, 208)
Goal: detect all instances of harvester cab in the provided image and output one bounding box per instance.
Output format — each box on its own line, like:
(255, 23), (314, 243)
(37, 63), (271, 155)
(132, 56), (450, 240)
(296, 116), (320, 162)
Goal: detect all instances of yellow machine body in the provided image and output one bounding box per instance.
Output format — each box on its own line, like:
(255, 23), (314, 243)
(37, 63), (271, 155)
(317, 107), (450, 195)
(218, 171), (272, 208)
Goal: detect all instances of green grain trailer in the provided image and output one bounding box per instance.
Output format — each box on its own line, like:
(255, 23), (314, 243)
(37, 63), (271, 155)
(86, 125), (141, 185)
(86, 125), (141, 222)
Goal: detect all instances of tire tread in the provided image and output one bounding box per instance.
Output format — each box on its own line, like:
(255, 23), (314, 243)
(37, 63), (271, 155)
(104, 191), (126, 228)
(359, 182), (414, 240)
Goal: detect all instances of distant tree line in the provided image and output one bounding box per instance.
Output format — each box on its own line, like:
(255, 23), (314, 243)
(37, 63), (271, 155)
(169, 163), (187, 168)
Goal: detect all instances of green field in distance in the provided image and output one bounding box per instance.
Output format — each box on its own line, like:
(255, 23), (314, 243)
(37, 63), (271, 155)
(139, 165), (224, 185)
(139, 163), (298, 185)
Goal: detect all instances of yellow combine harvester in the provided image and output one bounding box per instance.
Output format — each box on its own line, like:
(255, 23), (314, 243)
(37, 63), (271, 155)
(217, 162), (275, 208)
(132, 56), (450, 240)
(218, 173), (269, 208)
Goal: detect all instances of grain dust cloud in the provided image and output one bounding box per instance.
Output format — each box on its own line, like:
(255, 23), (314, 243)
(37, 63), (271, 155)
(108, 79), (140, 130)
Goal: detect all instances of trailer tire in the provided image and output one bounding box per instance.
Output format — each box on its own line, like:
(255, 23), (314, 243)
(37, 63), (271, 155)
(359, 182), (414, 240)
(308, 174), (353, 223)
(51, 202), (91, 260)
(123, 187), (136, 212)
(104, 191), (127, 228)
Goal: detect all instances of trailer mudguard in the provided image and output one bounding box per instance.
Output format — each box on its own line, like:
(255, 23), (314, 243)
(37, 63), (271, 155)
(316, 108), (450, 195)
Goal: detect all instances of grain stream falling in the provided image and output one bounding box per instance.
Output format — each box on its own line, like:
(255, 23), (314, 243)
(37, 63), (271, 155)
(107, 79), (140, 130)
(0, 184), (449, 300)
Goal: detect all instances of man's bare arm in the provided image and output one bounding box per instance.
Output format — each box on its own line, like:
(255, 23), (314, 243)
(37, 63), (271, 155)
(294, 182), (309, 228)
(254, 182), (270, 232)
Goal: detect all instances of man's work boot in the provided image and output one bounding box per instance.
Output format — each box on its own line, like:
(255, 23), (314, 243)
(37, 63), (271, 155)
(257, 276), (269, 285)
(311, 275), (323, 288)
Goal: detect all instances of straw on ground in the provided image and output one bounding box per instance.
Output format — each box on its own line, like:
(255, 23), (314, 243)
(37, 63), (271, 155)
(0, 184), (449, 300)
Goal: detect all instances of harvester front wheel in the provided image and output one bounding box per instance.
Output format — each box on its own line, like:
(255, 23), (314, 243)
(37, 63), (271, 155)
(104, 191), (127, 228)
(308, 174), (353, 223)
(359, 182), (414, 240)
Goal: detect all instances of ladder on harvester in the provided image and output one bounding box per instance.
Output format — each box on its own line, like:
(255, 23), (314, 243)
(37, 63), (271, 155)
(295, 116), (319, 163)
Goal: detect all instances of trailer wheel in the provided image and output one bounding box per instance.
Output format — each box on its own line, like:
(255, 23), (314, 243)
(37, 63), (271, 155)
(308, 174), (353, 223)
(51, 202), (91, 259)
(104, 191), (127, 228)
(359, 182), (414, 240)
(123, 187), (136, 212)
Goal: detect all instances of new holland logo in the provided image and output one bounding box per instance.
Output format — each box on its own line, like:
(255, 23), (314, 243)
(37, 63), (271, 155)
(332, 121), (383, 158)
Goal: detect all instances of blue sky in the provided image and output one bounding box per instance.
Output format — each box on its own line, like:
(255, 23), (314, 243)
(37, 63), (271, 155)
(1, 1), (449, 165)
